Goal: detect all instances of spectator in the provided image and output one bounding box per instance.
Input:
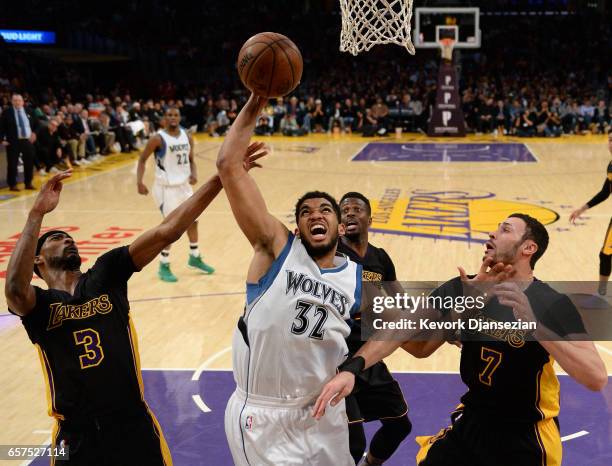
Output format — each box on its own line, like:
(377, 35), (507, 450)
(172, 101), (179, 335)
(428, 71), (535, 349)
(593, 100), (610, 134)
(370, 97), (390, 134)
(311, 99), (326, 133)
(254, 115), (273, 136)
(280, 113), (306, 136)
(493, 100), (510, 136)
(57, 113), (83, 166)
(478, 97), (495, 134)
(0, 93), (37, 191)
(328, 102), (345, 133)
(35, 118), (70, 174)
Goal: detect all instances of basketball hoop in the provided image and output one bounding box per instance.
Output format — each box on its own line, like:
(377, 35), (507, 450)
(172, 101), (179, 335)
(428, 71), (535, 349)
(439, 38), (455, 62)
(339, 0), (415, 56)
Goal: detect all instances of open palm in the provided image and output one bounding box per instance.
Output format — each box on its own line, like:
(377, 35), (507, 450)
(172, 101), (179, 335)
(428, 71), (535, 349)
(32, 171), (72, 215)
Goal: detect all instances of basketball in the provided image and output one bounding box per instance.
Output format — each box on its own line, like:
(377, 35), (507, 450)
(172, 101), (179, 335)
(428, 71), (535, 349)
(236, 32), (303, 98)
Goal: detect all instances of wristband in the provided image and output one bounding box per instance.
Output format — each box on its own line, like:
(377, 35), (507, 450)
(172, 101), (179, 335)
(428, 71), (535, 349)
(338, 356), (365, 376)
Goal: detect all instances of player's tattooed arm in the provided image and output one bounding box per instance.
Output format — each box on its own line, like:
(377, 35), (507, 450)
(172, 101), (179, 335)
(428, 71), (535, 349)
(216, 94), (288, 273)
(6, 171), (72, 316)
(136, 134), (161, 195)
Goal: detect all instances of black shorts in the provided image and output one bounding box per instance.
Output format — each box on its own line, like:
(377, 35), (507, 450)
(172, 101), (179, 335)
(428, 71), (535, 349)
(416, 406), (561, 466)
(52, 405), (172, 465)
(345, 360), (408, 423)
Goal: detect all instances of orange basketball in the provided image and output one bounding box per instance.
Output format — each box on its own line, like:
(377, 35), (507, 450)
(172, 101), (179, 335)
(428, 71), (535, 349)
(236, 32), (303, 98)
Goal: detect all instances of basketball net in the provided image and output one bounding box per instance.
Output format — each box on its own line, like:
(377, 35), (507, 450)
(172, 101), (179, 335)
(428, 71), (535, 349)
(439, 38), (455, 62)
(339, 0), (415, 56)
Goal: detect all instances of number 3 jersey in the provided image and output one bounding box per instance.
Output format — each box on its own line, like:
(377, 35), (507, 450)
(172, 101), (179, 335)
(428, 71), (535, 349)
(232, 233), (362, 401)
(154, 128), (191, 186)
(10, 247), (144, 419)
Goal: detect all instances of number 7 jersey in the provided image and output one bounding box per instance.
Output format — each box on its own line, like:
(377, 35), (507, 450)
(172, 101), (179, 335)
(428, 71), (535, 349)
(232, 233), (362, 400)
(154, 128), (191, 186)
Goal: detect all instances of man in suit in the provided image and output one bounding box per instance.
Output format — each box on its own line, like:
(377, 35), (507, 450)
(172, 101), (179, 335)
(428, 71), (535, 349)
(0, 94), (38, 191)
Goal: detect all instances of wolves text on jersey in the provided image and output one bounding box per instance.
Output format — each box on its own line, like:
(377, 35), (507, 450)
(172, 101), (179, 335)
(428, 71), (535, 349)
(285, 270), (351, 316)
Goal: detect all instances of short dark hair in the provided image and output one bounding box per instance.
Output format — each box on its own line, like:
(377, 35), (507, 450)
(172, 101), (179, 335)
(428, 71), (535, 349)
(33, 230), (72, 278)
(339, 192), (371, 215)
(295, 191), (340, 223)
(509, 213), (549, 269)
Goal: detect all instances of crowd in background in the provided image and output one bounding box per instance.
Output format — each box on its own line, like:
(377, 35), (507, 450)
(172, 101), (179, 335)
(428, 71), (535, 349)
(0, 1), (610, 180)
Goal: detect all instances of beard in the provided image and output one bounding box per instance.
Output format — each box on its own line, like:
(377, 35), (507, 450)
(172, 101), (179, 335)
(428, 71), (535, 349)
(301, 231), (339, 260)
(343, 228), (361, 242)
(490, 241), (521, 265)
(48, 252), (82, 272)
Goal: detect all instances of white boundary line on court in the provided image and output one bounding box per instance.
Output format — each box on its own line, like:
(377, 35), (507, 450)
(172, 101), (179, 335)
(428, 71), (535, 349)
(190, 346), (233, 413)
(0, 160), (138, 207)
(595, 343), (612, 357)
(19, 436), (51, 466)
(523, 142), (540, 162)
(561, 430), (589, 442)
(347, 143), (369, 162)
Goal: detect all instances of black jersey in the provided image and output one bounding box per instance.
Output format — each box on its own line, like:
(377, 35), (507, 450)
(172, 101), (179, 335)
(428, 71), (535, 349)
(11, 247), (144, 420)
(337, 239), (397, 352)
(587, 160), (612, 208)
(432, 277), (586, 423)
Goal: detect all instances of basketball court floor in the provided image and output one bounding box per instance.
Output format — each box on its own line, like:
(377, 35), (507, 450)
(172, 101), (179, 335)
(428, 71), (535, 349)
(1, 133), (611, 465)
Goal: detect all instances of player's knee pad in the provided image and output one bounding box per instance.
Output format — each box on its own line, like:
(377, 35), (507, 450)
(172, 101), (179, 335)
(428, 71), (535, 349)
(600, 251), (612, 276)
(349, 422), (367, 464)
(369, 415), (412, 461)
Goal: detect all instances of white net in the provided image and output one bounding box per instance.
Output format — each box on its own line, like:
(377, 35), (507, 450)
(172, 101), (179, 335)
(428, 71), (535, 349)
(339, 0), (415, 56)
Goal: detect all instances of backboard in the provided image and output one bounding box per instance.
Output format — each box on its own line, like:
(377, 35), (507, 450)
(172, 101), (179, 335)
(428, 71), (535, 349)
(413, 7), (480, 49)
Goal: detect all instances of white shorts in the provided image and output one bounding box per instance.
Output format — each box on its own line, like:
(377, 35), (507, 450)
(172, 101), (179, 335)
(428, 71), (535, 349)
(152, 182), (193, 217)
(225, 388), (353, 466)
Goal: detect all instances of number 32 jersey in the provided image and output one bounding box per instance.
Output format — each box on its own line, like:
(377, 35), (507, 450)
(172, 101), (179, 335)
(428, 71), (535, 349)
(10, 247), (144, 420)
(154, 128), (191, 186)
(233, 233), (362, 400)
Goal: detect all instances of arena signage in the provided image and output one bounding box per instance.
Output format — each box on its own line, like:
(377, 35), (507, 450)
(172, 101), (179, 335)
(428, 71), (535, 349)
(0, 30), (56, 44)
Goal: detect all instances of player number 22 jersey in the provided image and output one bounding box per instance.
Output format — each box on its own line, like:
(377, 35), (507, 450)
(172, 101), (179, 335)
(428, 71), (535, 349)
(154, 128), (191, 186)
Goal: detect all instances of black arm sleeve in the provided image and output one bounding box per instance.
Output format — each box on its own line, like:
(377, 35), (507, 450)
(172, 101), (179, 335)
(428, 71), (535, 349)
(586, 179), (611, 208)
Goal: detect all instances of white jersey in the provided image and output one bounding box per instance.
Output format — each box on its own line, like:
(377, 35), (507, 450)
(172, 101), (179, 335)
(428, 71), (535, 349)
(232, 233), (362, 401)
(154, 128), (191, 186)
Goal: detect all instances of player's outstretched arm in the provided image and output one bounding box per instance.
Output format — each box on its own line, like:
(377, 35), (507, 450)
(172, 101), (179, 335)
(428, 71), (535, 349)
(129, 144), (267, 270)
(216, 94), (288, 261)
(570, 177), (610, 224)
(494, 282), (607, 391)
(136, 135), (161, 195)
(5, 171), (72, 316)
(540, 339), (607, 391)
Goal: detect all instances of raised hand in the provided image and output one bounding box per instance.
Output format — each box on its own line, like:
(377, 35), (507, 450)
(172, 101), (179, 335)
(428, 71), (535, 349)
(494, 282), (536, 324)
(243, 141), (269, 171)
(458, 257), (515, 302)
(31, 170), (72, 215)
